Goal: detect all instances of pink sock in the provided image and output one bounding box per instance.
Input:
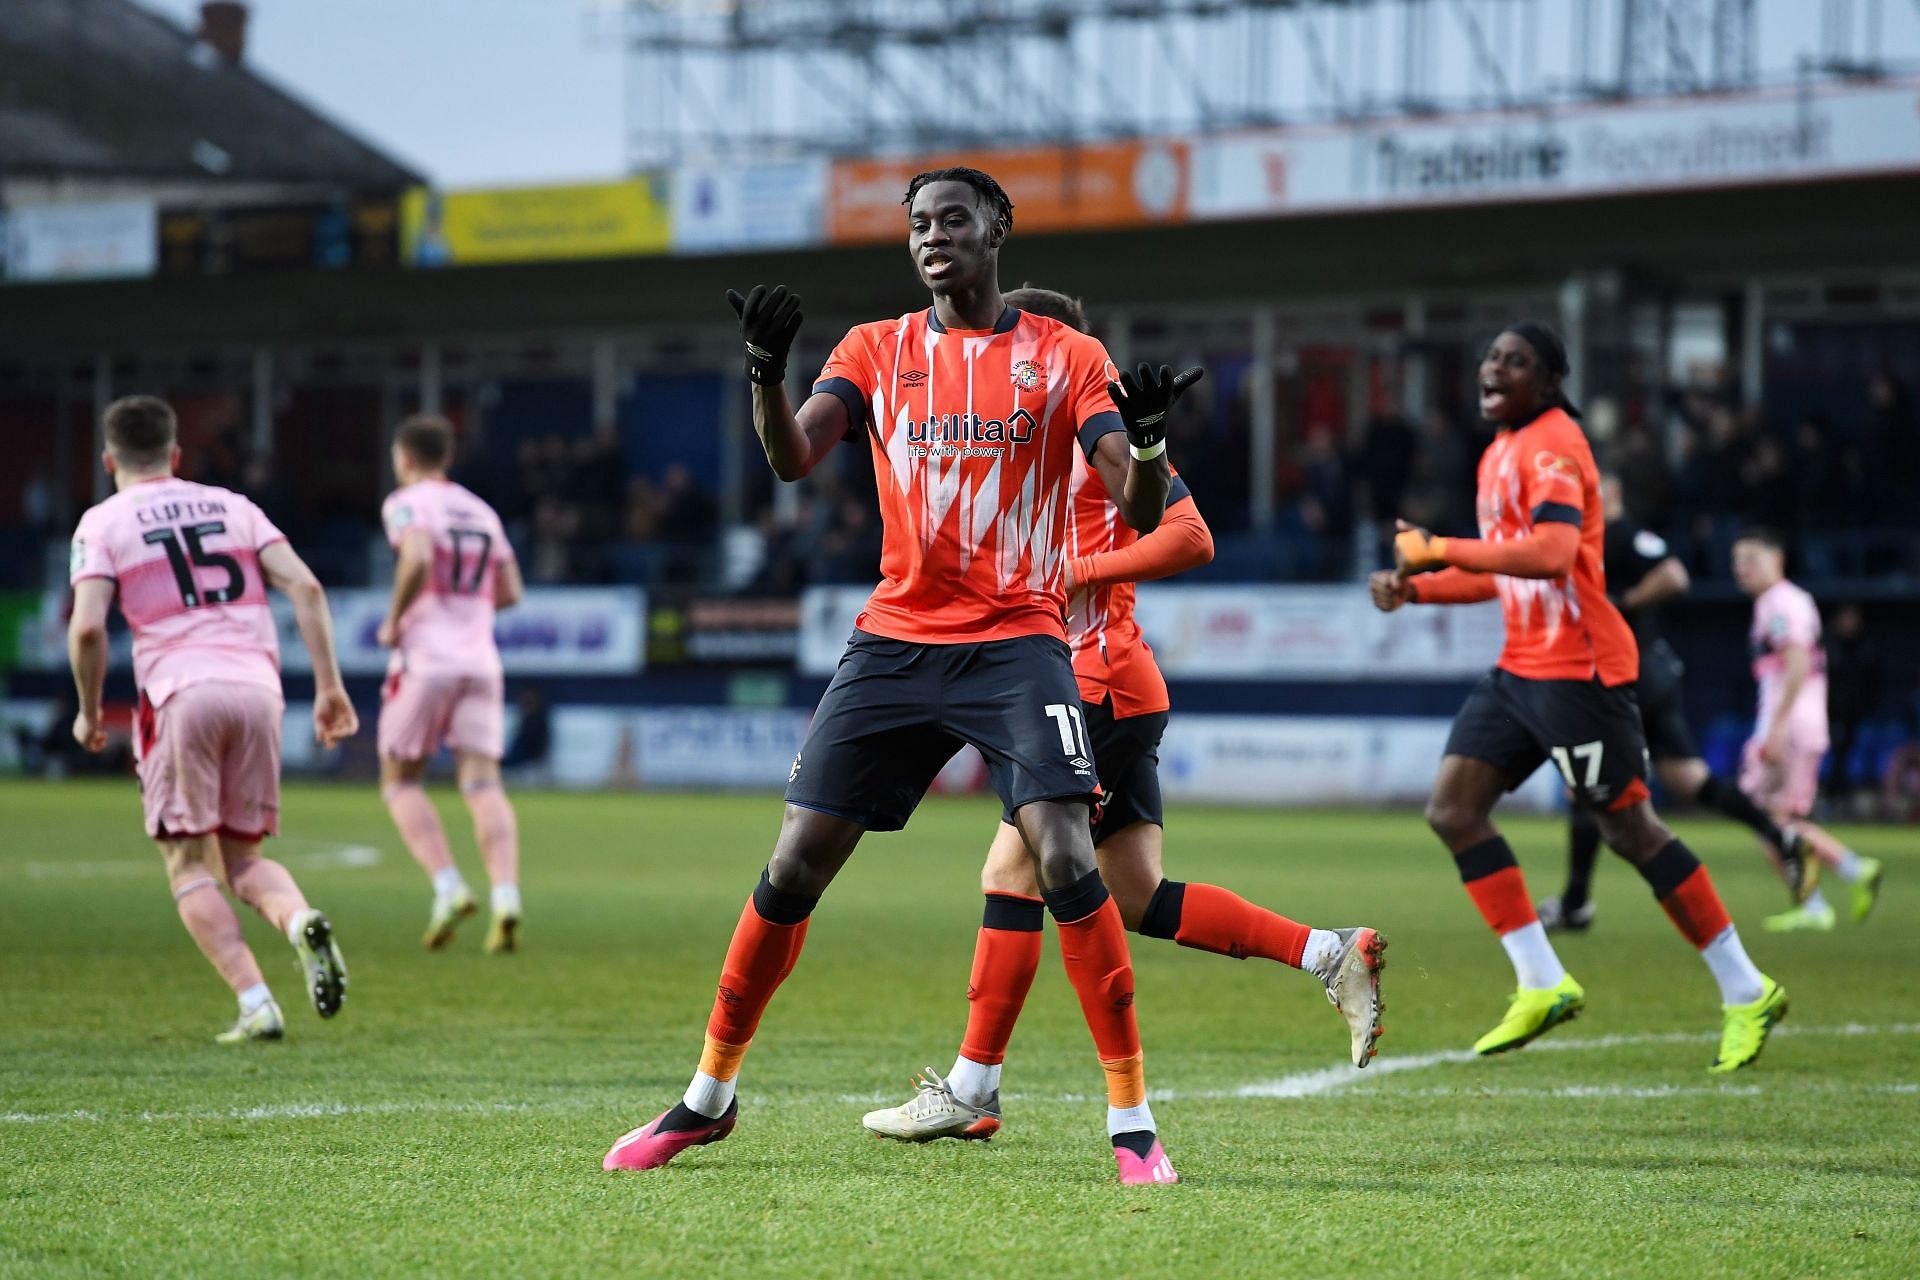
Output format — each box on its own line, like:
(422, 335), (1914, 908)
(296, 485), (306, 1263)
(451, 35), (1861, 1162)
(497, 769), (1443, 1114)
(174, 877), (266, 995)
(461, 781), (519, 889)
(383, 782), (455, 877)
(226, 854), (309, 934)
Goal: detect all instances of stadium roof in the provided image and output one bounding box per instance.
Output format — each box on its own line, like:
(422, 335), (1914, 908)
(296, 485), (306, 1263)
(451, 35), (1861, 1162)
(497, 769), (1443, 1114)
(0, 0), (423, 189)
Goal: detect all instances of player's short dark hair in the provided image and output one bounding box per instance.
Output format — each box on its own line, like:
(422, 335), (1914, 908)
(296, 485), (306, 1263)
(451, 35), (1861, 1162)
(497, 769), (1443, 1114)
(395, 414), (455, 468)
(1004, 285), (1087, 334)
(1735, 525), (1785, 552)
(902, 166), (1014, 233)
(103, 395), (177, 469)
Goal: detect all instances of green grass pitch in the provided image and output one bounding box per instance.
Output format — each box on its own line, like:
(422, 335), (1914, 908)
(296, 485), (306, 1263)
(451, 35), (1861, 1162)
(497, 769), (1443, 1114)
(3, 778), (1916, 1278)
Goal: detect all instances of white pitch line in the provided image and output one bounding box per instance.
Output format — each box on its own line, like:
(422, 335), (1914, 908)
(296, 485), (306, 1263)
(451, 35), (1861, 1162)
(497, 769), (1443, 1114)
(10, 1023), (1919, 1127)
(23, 840), (381, 879)
(1158, 1020), (1920, 1103)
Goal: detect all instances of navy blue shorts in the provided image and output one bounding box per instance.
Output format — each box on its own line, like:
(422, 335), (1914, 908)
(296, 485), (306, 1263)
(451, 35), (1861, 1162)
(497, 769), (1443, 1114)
(1445, 668), (1651, 811)
(1084, 697), (1167, 844)
(786, 630), (1099, 832)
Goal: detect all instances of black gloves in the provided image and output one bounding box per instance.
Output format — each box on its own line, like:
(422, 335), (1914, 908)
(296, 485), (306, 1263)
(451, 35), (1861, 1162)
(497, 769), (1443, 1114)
(1107, 363), (1204, 459)
(726, 285), (803, 386)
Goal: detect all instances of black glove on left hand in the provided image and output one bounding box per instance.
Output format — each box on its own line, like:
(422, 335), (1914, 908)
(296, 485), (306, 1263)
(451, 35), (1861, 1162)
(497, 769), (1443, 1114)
(1108, 362), (1204, 457)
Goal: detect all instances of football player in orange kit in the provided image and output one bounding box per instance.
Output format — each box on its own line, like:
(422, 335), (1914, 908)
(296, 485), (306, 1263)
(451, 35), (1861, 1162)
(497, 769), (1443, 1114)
(1372, 322), (1785, 1073)
(863, 286), (1386, 1146)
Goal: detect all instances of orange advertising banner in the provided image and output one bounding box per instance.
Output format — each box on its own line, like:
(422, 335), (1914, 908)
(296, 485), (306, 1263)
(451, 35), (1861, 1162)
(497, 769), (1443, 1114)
(827, 141), (1188, 244)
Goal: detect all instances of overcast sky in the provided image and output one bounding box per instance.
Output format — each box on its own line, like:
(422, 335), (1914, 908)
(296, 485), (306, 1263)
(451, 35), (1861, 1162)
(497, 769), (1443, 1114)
(139, 0), (626, 188)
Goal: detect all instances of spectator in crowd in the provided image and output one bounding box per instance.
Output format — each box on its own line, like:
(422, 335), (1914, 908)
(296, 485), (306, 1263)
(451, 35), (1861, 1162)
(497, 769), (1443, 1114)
(529, 493), (579, 583)
(1612, 421), (1673, 531)
(1298, 431), (1352, 547)
(814, 496), (882, 584)
(501, 686), (552, 774)
(1353, 401), (1419, 533)
(655, 463), (718, 584)
(1740, 435), (1796, 530)
(1868, 374), (1918, 527)
(1825, 602), (1884, 803)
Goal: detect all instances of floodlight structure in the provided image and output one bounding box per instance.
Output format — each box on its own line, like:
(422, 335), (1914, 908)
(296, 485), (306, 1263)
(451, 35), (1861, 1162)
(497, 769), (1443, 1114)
(598, 0), (1920, 168)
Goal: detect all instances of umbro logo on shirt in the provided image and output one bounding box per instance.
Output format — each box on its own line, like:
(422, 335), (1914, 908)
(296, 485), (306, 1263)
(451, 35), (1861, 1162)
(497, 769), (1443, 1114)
(899, 369), (927, 385)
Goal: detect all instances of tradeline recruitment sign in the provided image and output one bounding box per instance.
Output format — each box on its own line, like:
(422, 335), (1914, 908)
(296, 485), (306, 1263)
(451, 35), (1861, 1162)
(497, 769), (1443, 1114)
(1191, 81), (1920, 219)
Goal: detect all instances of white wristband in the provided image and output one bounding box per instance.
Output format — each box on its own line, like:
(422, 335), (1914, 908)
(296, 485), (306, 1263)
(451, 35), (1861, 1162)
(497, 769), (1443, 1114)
(1128, 438), (1167, 461)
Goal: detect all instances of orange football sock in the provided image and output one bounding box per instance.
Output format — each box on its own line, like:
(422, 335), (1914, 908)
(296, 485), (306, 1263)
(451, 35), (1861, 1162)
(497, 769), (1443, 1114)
(1054, 893), (1143, 1084)
(958, 894), (1045, 1066)
(1637, 841), (1734, 947)
(1455, 837), (1539, 935)
(703, 883), (812, 1060)
(1170, 882), (1311, 967)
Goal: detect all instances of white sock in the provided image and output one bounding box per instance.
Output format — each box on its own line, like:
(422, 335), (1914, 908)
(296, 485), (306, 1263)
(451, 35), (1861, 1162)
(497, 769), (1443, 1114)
(1499, 922), (1567, 990)
(491, 882), (522, 917)
(1301, 929), (1343, 980)
(1832, 848), (1863, 883)
(1803, 888), (1833, 914)
(237, 982), (273, 1015)
(682, 1070), (734, 1119)
(1107, 1101), (1156, 1138)
(946, 1055), (1000, 1107)
(432, 866), (469, 901)
(283, 909), (312, 948)
(1700, 925), (1766, 1005)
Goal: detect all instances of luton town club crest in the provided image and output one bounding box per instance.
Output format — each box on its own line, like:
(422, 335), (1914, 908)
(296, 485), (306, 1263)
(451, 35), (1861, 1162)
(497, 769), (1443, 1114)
(1010, 359), (1043, 391)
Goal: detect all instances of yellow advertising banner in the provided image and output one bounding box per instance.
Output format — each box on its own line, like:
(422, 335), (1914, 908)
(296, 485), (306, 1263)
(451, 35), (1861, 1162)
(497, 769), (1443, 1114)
(400, 177), (671, 266)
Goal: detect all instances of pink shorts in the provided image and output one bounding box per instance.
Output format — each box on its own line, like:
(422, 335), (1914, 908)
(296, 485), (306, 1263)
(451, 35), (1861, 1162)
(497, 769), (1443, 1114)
(1740, 736), (1825, 818)
(135, 681), (283, 840)
(378, 670), (505, 762)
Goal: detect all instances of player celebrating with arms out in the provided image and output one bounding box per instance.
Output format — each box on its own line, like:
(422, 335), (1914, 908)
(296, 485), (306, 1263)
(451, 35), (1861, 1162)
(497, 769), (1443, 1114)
(68, 396), (355, 1042)
(377, 415), (526, 953)
(863, 286), (1385, 1146)
(604, 169), (1194, 1184)
(1732, 529), (1884, 932)
(1371, 324), (1786, 1073)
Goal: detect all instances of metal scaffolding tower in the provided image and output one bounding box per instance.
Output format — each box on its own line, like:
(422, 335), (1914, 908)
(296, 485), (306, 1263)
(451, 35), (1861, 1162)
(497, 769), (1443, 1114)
(599, 0), (1920, 169)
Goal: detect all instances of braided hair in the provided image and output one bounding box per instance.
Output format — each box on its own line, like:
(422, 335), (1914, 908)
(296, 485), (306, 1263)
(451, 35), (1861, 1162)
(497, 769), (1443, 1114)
(1501, 321), (1581, 420)
(902, 167), (1014, 235)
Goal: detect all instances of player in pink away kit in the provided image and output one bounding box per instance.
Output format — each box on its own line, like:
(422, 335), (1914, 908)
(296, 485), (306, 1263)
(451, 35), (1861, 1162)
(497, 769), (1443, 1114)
(68, 396), (356, 1043)
(377, 415), (526, 952)
(1731, 529), (1884, 932)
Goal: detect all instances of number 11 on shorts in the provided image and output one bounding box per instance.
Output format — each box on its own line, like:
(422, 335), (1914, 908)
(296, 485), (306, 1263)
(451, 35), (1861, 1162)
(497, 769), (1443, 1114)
(1045, 703), (1091, 760)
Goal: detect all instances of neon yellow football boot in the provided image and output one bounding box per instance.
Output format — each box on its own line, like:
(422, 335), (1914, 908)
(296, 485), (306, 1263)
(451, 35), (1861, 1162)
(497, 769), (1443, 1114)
(1473, 973), (1585, 1055)
(1850, 857), (1884, 924)
(1709, 975), (1788, 1073)
(1764, 899), (1836, 933)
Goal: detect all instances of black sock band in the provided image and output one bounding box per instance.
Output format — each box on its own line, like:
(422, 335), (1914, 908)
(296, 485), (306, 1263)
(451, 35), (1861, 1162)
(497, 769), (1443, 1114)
(751, 868), (818, 926)
(1454, 836), (1519, 884)
(658, 1098), (736, 1133)
(981, 892), (1045, 932)
(1697, 774), (1788, 849)
(1042, 867), (1110, 925)
(1138, 879), (1186, 940)
(1111, 1129), (1157, 1158)
(1563, 811), (1602, 908)
(1635, 838), (1700, 900)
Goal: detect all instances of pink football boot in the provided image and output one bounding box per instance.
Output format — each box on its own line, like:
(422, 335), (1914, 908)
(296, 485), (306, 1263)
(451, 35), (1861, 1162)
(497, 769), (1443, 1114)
(1114, 1139), (1179, 1185)
(602, 1102), (738, 1171)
